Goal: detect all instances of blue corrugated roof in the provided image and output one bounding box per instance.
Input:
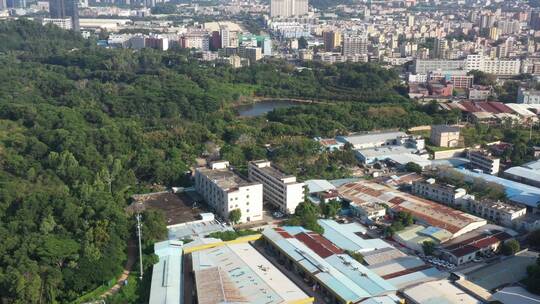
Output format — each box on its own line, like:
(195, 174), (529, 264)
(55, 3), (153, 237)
(326, 254), (397, 295)
(262, 227), (397, 303)
(318, 219), (392, 252)
(455, 168), (540, 207)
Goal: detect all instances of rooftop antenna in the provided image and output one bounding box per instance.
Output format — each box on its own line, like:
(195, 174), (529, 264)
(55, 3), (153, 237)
(136, 213), (144, 280)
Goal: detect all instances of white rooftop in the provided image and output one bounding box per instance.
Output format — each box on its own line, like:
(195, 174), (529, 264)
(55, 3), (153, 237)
(403, 280), (482, 304)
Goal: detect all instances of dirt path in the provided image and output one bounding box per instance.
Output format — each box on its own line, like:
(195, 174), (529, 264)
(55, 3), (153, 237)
(100, 239), (137, 299)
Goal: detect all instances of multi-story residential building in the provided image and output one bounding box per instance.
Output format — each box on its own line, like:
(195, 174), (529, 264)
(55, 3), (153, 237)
(41, 17), (72, 30)
(49, 0), (79, 31)
(429, 71), (473, 89)
(181, 32), (210, 51)
(430, 125), (460, 148)
(239, 46), (262, 62)
(413, 59), (465, 74)
(342, 33), (368, 56)
(270, 0), (307, 18)
(412, 178), (467, 206)
(517, 87), (540, 104)
(465, 54), (521, 76)
(323, 30), (341, 52)
(468, 150), (501, 175)
(248, 160), (304, 214)
(219, 25), (230, 48)
(459, 195), (526, 227)
(433, 38), (448, 59)
(195, 161), (263, 223)
(530, 10), (540, 31)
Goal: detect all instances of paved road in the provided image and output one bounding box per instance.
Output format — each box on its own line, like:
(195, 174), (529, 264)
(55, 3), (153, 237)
(252, 242), (326, 304)
(100, 239), (137, 299)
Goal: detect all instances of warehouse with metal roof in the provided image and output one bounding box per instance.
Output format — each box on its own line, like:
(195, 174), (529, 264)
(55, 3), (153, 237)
(338, 181), (487, 238)
(317, 219), (393, 253)
(261, 227), (398, 304)
(190, 242), (310, 304)
(149, 240), (184, 304)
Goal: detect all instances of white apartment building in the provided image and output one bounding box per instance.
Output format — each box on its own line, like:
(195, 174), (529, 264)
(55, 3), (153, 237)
(468, 150), (501, 175)
(342, 33), (368, 56)
(459, 195), (526, 227)
(42, 17), (72, 30)
(517, 87), (540, 104)
(195, 161), (263, 223)
(465, 54), (521, 76)
(412, 178), (467, 206)
(248, 160), (304, 214)
(270, 0), (307, 18)
(182, 32), (210, 51)
(413, 59), (465, 74)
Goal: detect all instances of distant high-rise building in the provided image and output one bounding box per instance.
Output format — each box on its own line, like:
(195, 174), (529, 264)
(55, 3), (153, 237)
(270, 0), (307, 18)
(210, 31), (221, 51)
(220, 26), (230, 49)
(263, 37), (272, 56)
(433, 38), (448, 59)
(49, 0), (79, 31)
(0, 0), (6, 9)
(322, 30), (341, 52)
(342, 33), (368, 56)
(489, 27), (500, 40)
(407, 15), (415, 27)
(479, 13), (495, 30)
(531, 10), (540, 31)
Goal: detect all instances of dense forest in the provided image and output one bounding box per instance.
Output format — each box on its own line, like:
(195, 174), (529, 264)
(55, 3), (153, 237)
(0, 19), (478, 303)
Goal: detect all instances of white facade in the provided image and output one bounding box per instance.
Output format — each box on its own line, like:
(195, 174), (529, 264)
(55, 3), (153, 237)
(270, 0), (307, 17)
(195, 161), (263, 223)
(517, 87), (540, 104)
(468, 150), (500, 175)
(42, 18), (72, 30)
(342, 33), (368, 56)
(248, 160), (304, 214)
(458, 195), (526, 227)
(465, 54), (521, 76)
(412, 178), (466, 206)
(183, 33), (210, 51)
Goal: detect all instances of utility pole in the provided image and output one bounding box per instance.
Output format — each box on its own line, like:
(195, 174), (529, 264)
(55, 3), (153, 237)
(136, 213), (144, 280)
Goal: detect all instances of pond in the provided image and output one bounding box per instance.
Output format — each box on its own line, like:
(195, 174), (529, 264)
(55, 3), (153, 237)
(236, 100), (302, 117)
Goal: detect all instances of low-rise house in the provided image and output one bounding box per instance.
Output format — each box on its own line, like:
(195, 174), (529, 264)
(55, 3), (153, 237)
(393, 225), (452, 252)
(440, 230), (513, 265)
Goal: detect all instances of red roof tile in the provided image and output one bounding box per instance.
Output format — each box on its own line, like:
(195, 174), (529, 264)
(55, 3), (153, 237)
(295, 232), (343, 258)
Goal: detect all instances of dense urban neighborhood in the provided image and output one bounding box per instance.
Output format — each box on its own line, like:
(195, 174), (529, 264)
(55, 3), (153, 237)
(1, 0), (540, 303)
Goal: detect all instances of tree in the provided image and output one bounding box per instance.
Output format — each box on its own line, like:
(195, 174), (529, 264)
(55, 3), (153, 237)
(525, 257), (540, 295)
(501, 239), (520, 256)
(322, 199), (341, 219)
(228, 209), (242, 224)
(141, 210), (168, 245)
(528, 229), (540, 248)
(467, 70), (496, 86)
(422, 240), (435, 255)
(345, 250), (364, 263)
(405, 162), (423, 174)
